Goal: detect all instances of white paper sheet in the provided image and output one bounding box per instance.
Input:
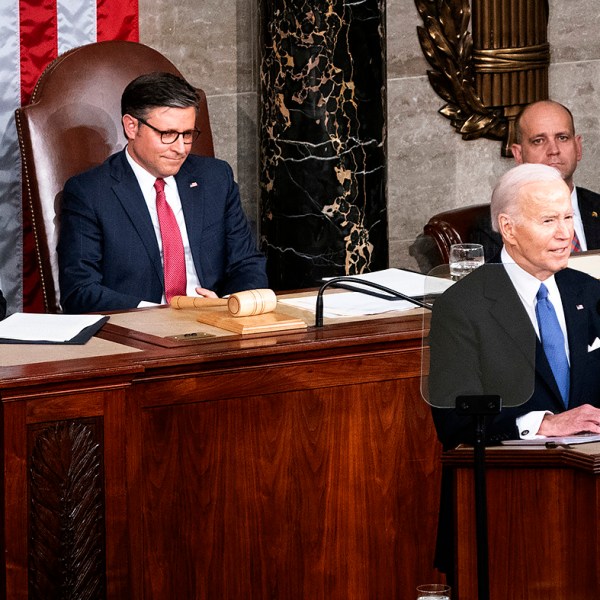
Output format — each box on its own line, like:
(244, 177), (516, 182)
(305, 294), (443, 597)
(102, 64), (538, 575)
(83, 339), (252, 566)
(324, 268), (454, 296)
(0, 313), (106, 342)
(279, 268), (453, 317)
(279, 292), (417, 317)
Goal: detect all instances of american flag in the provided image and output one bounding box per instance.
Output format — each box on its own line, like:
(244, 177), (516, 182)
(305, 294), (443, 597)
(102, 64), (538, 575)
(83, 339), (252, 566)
(0, 0), (138, 314)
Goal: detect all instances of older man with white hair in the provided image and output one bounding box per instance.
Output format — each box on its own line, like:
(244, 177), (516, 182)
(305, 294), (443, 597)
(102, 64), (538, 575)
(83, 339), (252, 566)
(430, 162), (600, 449)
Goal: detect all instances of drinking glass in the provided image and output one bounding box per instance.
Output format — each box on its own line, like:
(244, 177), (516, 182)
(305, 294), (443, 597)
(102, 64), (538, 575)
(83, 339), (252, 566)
(449, 243), (484, 281)
(416, 583), (451, 599)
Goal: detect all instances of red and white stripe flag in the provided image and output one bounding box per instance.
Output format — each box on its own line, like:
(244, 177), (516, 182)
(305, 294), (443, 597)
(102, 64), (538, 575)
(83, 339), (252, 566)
(0, 0), (138, 314)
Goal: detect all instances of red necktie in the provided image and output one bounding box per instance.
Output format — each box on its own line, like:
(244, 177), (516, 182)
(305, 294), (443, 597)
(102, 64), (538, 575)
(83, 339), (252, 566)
(571, 230), (582, 253)
(154, 178), (187, 301)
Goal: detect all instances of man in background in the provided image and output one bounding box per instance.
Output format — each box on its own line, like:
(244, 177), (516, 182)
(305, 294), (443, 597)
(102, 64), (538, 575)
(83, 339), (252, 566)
(472, 100), (600, 259)
(58, 72), (267, 313)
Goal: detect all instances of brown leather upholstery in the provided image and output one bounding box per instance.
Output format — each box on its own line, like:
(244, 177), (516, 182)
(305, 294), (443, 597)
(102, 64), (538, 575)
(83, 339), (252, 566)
(15, 40), (214, 313)
(423, 203), (490, 264)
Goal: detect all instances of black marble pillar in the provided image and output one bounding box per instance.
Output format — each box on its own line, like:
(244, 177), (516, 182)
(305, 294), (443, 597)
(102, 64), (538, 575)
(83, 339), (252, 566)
(259, 0), (388, 290)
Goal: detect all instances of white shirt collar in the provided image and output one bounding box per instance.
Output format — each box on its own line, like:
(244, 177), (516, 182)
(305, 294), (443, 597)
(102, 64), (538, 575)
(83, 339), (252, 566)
(571, 186), (580, 217)
(500, 247), (560, 308)
(125, 146), (176, 192)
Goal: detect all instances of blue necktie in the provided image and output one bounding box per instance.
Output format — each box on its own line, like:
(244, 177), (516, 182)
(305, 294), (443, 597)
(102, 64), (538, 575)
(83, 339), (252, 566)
(535, 283), (570, 407)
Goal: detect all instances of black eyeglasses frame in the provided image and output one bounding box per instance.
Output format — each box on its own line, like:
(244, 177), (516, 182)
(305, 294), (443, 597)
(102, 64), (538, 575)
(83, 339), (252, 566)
(136, 116), (200, 145)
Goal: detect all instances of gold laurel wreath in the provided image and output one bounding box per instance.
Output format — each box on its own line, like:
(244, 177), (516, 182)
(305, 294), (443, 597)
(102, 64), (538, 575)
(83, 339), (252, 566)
(415, 0), (507, 141)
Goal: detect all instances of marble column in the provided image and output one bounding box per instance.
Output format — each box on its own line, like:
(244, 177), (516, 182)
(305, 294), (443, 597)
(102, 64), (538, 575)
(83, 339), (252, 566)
(259, 0), (387, 290)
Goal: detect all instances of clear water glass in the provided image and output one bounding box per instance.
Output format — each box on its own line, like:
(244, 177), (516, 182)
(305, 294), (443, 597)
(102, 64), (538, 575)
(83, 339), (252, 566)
(449, 243), (484, 281)
(416, 583), (451, 599)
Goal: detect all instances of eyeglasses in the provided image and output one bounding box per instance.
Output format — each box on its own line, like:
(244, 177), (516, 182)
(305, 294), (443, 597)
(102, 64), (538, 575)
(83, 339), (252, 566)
(136, 116), (200, 145)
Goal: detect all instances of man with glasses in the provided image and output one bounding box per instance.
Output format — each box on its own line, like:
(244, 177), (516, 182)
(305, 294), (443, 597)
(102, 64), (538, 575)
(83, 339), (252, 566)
(58, 72), (267, 313)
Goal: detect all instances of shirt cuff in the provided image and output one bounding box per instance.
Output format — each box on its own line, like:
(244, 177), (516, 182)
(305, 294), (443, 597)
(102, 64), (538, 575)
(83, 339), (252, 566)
(516, 411), (553, 439)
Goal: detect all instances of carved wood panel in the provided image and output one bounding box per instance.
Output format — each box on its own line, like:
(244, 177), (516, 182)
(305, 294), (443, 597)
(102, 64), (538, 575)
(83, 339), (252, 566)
(28, 418), (106, 600)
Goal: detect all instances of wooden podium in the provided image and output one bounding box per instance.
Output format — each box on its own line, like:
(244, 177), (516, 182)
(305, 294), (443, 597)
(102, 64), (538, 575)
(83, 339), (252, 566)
(444, 444), (600, 600)
(0, 306), (446, 600)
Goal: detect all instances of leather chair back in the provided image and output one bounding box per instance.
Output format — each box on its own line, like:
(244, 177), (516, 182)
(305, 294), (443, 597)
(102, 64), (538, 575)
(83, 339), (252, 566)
(15, 40), (214, 312)
(423, 203), (490, 264)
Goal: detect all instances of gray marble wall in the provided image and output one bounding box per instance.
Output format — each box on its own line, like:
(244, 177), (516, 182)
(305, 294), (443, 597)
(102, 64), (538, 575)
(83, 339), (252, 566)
(140, 0), (600, 271)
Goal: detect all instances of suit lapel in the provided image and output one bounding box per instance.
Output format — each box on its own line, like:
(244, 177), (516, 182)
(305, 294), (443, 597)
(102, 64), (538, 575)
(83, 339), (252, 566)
(110, 151), (163, 283)
(557, 270), (590, 407)
(483, 265), (536, 370)
(484, 265), (566, 409)
(578, 187), (600, 249)
(176, 161), (205, 281)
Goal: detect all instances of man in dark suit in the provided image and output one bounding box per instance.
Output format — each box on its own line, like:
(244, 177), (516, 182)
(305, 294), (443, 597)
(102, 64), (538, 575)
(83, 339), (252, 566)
(58, 72), (267, 313)
(429, 162), (600, 579)
(472, 100), (600, 260)
(430, 163), (600, 448)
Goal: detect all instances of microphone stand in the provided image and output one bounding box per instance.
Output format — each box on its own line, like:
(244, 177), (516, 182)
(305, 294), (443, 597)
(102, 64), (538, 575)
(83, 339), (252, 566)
(314, 276), (433, 327)
(455, 394), (501, 600)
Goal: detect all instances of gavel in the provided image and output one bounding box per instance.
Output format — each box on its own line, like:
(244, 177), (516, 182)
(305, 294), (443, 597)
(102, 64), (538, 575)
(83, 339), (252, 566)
(170, 288), (277, 317)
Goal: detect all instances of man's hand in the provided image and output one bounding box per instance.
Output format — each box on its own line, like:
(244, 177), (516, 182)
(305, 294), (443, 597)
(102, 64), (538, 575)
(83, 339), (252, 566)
(194, 286), (218, 298)
(538, 404), (600, 437)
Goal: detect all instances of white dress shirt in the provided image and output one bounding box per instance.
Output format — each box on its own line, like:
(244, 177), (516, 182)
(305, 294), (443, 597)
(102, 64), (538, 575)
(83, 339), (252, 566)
(126, 148), (201, 305)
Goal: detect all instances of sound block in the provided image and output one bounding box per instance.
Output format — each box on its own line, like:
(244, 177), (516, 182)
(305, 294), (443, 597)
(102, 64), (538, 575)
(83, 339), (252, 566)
(195, 309), (307, 334)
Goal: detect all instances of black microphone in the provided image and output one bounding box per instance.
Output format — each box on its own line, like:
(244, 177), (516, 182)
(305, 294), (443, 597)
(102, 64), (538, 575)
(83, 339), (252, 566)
(315, 276), (433, 327)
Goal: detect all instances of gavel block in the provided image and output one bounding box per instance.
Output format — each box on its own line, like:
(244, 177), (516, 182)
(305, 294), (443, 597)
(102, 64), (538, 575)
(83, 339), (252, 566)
(170, 288), (307, 334)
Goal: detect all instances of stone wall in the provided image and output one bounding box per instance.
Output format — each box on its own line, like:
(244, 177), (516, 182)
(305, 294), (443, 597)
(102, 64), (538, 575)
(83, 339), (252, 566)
(140, 0), (600, 271)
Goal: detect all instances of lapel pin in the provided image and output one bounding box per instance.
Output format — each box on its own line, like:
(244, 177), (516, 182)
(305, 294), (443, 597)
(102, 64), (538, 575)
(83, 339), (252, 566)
(576, 304), (584, 310)
(592, 211), (598, 218)
(190, 182), (198, 188)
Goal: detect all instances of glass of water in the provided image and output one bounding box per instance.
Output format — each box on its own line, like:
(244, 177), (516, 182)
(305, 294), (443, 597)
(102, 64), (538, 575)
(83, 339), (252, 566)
(449, 243), (484, 281)
(416, 583), (451, 599)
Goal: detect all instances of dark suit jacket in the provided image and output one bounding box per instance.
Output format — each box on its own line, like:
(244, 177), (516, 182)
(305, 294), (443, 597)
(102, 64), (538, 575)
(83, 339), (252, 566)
(429, 263), (600, 577)
(429, 264), (600, 449)
(0, 290), (5, 320)
(58, 150), (267, 313)
(471, 186), (600, 261)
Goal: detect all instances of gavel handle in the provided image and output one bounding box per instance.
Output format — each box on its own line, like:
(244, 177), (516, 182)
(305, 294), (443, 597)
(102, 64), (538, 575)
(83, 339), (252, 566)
(170, 296), (228, 309)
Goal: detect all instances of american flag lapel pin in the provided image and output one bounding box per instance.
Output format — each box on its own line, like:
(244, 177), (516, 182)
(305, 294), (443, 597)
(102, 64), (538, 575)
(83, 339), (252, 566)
(190, 182), (198, 188)
(576, 304), (584, 310)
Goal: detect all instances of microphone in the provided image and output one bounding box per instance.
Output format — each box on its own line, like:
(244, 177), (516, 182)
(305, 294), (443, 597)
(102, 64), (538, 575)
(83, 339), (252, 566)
(315, 276), (433, 327)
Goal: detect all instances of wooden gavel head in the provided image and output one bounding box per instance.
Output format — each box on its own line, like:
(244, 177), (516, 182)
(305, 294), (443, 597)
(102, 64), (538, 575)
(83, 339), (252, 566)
(169, 289), (277, 317)
(227, 289), (277, 317)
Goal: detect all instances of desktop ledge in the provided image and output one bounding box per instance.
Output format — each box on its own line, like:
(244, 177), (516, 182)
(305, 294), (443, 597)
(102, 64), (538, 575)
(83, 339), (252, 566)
(0, 304), (429, 398)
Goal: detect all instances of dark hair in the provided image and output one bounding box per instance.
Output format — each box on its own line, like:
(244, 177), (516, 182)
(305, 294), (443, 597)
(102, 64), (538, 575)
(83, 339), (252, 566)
(514, 100), (575, 144)
(121, 72), (199, 118)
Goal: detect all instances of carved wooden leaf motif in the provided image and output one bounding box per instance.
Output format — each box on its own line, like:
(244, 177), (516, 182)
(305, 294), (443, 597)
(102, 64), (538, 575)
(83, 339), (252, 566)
(415, 0), (506, 141)
(29, 420), (105, 600)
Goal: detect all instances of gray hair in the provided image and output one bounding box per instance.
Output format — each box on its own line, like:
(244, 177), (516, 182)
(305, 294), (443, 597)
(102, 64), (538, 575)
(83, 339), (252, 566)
(490, 163), (564, 232)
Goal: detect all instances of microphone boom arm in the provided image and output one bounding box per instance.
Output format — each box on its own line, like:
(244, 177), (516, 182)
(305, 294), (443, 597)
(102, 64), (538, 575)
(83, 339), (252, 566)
(315, 276), (433, 327)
